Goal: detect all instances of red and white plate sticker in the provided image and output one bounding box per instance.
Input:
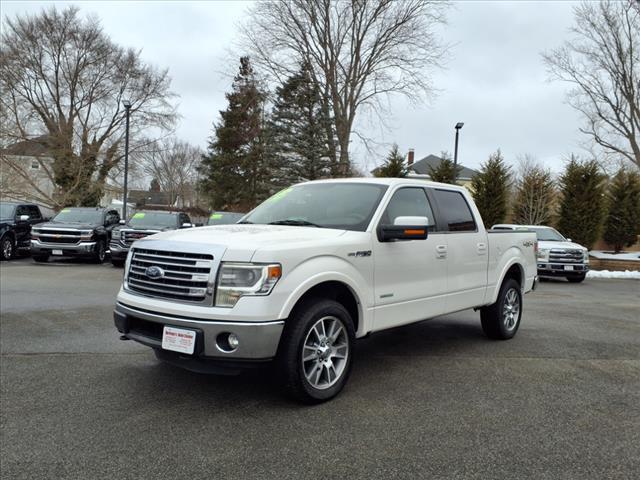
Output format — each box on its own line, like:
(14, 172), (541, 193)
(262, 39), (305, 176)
(162, 326), (196, 355)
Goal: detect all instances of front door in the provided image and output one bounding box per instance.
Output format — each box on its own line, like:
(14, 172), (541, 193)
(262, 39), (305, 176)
(373, 186), (448, 331)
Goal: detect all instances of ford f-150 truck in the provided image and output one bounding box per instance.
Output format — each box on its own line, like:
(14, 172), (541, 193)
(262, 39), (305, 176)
(110, 210), (193, 267)
(492, 224), (589, 283)
(31, 207), (120, 263)
(114, 179), (538, 403)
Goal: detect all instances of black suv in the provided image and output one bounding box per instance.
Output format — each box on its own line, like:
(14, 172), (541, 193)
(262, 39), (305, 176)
(110, 210), (192, 267)
(30, 207), (120, 263)
(0, 202), (46, 260)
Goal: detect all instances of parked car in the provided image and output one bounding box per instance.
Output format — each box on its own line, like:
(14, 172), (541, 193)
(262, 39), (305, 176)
(492, 224), (589, 283)
(207, 212), (244, 226)
(31, 207), (120, 263)
(114, 179), (538, 403)
(110, 210), (193, 267)
(0, 202), (46, 260)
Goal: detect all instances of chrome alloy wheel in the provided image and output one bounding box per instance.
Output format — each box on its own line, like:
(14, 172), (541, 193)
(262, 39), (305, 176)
(503, 288), (520, 331)
(302, 316), (349, 390)
(2, 238), (13, 259)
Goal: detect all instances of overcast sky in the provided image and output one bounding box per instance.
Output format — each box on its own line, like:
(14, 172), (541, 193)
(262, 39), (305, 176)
(2, 0), (585, 174)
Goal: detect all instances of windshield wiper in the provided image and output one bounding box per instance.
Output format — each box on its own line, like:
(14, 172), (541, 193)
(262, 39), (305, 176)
(269, 219), (323, 228)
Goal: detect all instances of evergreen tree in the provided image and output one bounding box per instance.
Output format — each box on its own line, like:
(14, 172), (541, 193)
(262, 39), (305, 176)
(556, 157), (607, 249)
(603, 167), (640, 252)
(199, 57), (270, 210)
(374, 144), (407, 178)
(471, 150), (511, 227)
(512, 161), (555, 225)
(427, 152), (461, 184)
(269, 63), (333, 186)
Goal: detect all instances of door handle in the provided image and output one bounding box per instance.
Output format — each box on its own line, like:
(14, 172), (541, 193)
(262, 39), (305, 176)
(436, 245), (447, 259)
(477, 242), (487, 255)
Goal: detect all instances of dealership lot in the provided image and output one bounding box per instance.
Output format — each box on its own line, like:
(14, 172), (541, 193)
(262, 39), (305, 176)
(1, 257), (639, 479)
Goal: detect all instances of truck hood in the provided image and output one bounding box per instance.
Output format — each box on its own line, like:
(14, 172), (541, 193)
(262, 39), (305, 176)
(34, 221), (98, 230)
(135, 224), (348, 260)
(538, 240), (587, 251)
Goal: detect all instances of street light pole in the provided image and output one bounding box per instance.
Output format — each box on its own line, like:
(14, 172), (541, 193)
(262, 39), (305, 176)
(122, 100), (131, 220)
(453, 122), (464, 182)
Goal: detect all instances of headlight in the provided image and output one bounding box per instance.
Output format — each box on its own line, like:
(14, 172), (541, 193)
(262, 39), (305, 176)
(80, 230), (93, 241)
(537, 248), (550, 261)
(112, 229), (121, 240)
(583, 250), (589, 262)
(215, 262), (281, 308)
(123, 249), (134, 283)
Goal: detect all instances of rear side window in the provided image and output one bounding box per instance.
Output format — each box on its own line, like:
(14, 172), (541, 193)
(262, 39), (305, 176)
(381, 188), (436, 228)
(432, 189), (476, 232)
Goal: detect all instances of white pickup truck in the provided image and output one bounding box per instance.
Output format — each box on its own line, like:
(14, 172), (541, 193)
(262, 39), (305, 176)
(114, 178), (538, 402)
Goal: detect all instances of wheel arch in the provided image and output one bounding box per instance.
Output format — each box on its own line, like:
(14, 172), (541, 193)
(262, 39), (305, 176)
(490, 261), (524, 304)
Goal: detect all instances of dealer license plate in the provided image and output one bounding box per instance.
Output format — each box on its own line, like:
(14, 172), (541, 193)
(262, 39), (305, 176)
(52, 249), (63, 255)
(564, 265), (574, 271)
(162, 326), (196, 355)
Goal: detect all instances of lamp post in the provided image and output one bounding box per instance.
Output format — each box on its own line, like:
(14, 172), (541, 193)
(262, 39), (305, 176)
(122, 100), (131, 220)
(453, 122), (464, 182)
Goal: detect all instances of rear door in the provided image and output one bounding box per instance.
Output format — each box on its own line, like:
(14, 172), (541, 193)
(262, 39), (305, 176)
(373, 186), (448, 331)
(430, 188), (488, 311)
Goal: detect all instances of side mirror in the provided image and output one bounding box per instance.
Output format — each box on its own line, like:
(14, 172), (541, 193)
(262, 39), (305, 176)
(119, 219), (126, 225)
(567, 238), (572, 242)
(181, 222), (193, 229)
(19, 215), (30, 221)
(378, 216), (429, 242)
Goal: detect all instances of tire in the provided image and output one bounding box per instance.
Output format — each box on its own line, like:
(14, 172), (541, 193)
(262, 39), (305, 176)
(480, 278), (523, 340)
(277, 298), (355, 404)
(111, 258), (125, 268)
(33, 255), (49, 263)
(92, 239), (106, 264)
(0, 235), (14, 260)
(566, 274), (586, 283)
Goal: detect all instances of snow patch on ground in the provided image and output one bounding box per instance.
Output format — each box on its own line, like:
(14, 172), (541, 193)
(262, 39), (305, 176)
(589, 250), (640, 261)
(587, 270), (640, 279)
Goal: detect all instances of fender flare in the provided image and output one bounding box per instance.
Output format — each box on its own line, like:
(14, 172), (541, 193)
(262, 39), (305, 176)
(491, 260), (524, 304)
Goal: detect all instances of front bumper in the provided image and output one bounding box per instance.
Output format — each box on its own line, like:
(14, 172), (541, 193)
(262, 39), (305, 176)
(109, 241), (129, 260)
(31, 239), (97, 257)
(114, 302), (285, 370)
(537, 262), (588, 276)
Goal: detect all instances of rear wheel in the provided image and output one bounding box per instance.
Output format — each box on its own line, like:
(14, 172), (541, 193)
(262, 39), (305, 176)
(566, 273), (586, 283)
(0, 235), (14, 260)
(481, 278), (522, 340)
(278, 298), (355, 404)
(92, 239), (106, 264)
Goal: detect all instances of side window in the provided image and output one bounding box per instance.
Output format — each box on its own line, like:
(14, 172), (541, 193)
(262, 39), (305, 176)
(28, 206), (41, 219)
(432, 189), (477, 232)
(15, 205), (29, 218)
(182, 213), (191, 225)
(381, 188), (436, 227)
(105, 210), (120, 225)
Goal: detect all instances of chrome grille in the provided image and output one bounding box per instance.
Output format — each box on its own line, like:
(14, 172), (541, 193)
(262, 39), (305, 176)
(35, 229), (81, 244)
(126, 247), (214, 304)
(122, 230), (157, 246)
(549, 249), (584, 263)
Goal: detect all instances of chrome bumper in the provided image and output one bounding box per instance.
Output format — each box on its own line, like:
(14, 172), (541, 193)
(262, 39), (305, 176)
(31, 239), (97, 253)
(114, 302), (284, 360)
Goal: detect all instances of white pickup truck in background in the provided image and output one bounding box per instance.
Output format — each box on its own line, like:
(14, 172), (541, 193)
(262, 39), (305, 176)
(114, 178), (538, 403)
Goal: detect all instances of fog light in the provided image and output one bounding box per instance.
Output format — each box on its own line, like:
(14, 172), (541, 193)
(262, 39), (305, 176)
(216, 332), (239, 352)
(228, 333), (239, 349)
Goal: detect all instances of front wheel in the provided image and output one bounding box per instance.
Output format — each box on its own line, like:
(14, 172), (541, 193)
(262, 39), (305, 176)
(566, 273), (586, 283)
(1, 235), (14, 260)
(277, 299), (355, 404)
(480, 278), (522, 340)
(92, 239), (106, 264)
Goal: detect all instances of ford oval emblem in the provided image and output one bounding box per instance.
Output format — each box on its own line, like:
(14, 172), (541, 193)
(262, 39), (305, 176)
(145, 266), (164, 279)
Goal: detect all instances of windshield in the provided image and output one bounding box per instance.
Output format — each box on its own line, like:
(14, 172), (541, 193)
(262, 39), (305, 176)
(129, 211), (176, 228)
(242, 182), (388, 231)
(529, 227), (566, 242)
(53, 208), (102, 224)
(208, 212), (244, 226)
(0, 204), (16, 218)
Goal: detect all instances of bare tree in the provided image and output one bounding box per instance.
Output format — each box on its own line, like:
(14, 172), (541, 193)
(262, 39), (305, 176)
(543, 0), (640, 169)
(511, 155), (556, 225)
(241, 0), (449, 175)
(139, 138), (202, 208)
(0, 6), (177, 208)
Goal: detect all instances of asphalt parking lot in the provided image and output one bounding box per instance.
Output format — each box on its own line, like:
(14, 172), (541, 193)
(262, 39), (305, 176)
(1, 257), (639, 480)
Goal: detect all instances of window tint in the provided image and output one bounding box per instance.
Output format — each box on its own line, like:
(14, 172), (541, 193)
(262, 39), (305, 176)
(432, 189), (476, 232)
(381, 188), (435, 227)
(105, 211), (120, 225)
(15, 205), (29, 217)
(28, 206), (41, 219)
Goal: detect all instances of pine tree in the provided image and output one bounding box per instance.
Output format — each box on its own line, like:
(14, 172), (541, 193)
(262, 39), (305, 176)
(512, 161), (555, 225)
(603, 167), (640, 252)
(556, 157), (607, 248)
(374, 144), (407, 178)
(471, 150), (511, 227)
(427, 152), (461, 184)
(199, 57), (270, 210)
(269, 63), (333, 186)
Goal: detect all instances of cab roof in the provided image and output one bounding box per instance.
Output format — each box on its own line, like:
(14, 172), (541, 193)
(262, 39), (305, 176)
(297, 177), (467, 192)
